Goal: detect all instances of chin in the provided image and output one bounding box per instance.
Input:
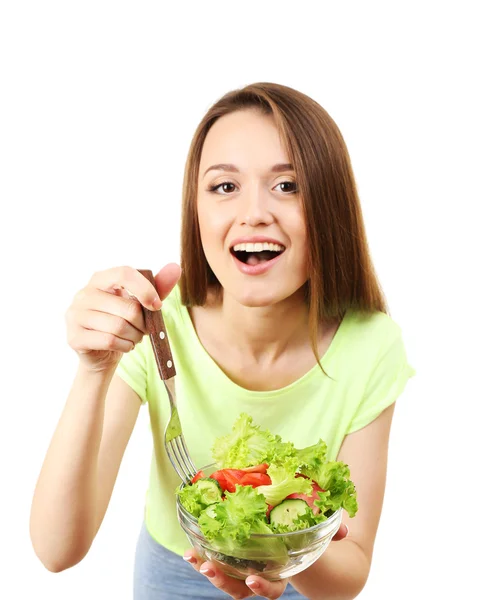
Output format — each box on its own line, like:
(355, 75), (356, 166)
(227, 282), (305, 309)
(236, 294), (277, 308)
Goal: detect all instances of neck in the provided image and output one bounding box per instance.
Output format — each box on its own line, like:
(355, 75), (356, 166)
(214, 287), (310, 364)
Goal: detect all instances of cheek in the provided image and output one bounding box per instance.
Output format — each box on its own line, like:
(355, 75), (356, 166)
(288, 210), (308, 248)
(288, 210), (309, 269)
(197, 202), (231, 248)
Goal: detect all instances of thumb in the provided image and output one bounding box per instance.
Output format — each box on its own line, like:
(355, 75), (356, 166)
(154, 263), (182, 300)
(332, 522), (349, 542)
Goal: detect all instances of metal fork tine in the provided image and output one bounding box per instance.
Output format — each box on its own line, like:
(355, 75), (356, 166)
(178, 435), (197, 476)
(166, 453), (181, 481)
(172, 438), (191, 479)
(165, 444), (187, 483)
(169, 439), (190, 483)
(177, 437), (197, 481)
(165, 432), (197, 483)
(172, 437), (196, 482)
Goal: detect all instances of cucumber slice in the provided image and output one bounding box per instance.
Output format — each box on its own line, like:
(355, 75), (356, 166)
(195, 477), (222, 505)
(269, 499), (308, 527)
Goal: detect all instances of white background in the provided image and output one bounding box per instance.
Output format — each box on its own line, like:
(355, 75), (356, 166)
(1, 1), (494, 598)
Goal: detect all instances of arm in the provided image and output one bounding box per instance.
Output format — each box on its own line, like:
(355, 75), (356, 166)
(29, 366), (141, 572)
(289, 402), (396, 600)
(29, 264), (181, 573)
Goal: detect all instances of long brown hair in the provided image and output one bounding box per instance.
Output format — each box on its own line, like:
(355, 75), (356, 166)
(179, 82), (389, 372)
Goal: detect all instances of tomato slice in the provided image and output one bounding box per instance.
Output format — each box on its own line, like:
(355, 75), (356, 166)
(286, 481), (325, 515)
(221, 470), (243, 493)
(239, 472), (271, 487)
(191, 470), (205, 484)
(225, 469), (246, 479)
(210, 469), (245, 493)
(210, 470), (227, 490)
(209, 468), (271, 492)
(239, 463), (269, 474)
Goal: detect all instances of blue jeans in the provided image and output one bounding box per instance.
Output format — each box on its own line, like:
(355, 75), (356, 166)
(133, 521), (308, 599)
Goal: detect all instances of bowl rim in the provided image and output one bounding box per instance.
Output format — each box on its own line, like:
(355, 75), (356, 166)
(177, 462), (343, 539)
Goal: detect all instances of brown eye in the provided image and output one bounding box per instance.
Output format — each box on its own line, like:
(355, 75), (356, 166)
(276, 181), (298, 193)
(208, 182), (237, 194)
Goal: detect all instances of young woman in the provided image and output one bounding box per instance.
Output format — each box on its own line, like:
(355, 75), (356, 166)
(30, 82), (415, 599)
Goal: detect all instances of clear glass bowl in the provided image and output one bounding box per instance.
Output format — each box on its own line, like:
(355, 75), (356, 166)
(176, 463), (343, 581)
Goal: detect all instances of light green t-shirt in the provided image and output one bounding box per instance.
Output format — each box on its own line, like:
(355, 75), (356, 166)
(116, 285), (415, 555)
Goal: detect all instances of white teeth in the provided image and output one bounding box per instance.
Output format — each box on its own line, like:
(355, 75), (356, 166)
(232, 242), (285, 252)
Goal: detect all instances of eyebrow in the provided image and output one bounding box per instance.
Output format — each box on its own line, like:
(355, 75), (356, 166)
(202, 163), (294, 178)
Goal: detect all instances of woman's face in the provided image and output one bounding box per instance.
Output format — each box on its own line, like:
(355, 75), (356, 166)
(197, 109), (308, 308)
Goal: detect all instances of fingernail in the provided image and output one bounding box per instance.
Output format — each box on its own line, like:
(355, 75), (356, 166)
(246, 578), (260, 589)
(200, 567), (215, 578)
(345, 524), (349, 536)
(183, 555), (196, 564)
(153, 297), (162, 309)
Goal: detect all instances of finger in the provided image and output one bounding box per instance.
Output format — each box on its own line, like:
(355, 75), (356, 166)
(75, 289), (147, 334)
(245, 575), (288, 599)
(75, 309), (144, 345)
(89, 266), (161, 310)
(198, 561), (255, 599)
(69, 325), (135, 353)
(332, 522), (349, 542)
(154, 263), (182, 301)
(183, 551), (254, 598)
(183, 548), (201, 571)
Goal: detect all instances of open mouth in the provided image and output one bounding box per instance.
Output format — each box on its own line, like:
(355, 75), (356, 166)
(230, 242), (286, 266)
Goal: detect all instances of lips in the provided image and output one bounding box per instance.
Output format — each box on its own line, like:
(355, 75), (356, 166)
(230, 246), (285, 276)
(228, 236), (287, 276)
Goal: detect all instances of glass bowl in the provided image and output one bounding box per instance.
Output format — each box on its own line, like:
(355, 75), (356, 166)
(176, 463), (343, 581)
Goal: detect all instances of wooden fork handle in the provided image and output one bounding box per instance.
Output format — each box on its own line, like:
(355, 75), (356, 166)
(138, 269), (176, 381)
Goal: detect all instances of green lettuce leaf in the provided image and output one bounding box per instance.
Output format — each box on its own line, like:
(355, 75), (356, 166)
(176, 484), (204, 518)
(176, 478), (221, 518)
(294, 439), (328, 471)
(211, 413), (295, 468)
(199, 484), (267, 542)
(257, 459), (313, 506)
(198, 485), (271, 557)
(270, 504), (319, 534)
(198, 486), (288, 562)
(303, 461), (358, 518)
(238, 518), (288, 563)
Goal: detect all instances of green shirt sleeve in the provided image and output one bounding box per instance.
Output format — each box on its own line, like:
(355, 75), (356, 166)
(115, 338), (149, 405)
(346, 325), (415, 434)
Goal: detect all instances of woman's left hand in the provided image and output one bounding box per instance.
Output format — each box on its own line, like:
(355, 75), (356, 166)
(183, 550), (288, 598)
(183, 522), (349, 599)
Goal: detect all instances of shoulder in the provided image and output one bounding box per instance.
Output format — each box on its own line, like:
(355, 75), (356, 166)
(345, 308), (403, 347)
(336, 309), (410, 376)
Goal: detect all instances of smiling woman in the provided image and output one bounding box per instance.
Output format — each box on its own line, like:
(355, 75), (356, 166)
(180, 84), (388, 375)
(30, 81), (415, 600)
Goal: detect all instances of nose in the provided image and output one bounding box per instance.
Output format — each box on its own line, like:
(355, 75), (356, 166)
(238, 183), (274, 227)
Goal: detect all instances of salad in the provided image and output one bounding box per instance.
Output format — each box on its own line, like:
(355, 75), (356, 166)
(177, 414), (357, 562)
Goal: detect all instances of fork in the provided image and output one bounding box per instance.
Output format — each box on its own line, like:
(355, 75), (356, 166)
(138, 269), (197, 484)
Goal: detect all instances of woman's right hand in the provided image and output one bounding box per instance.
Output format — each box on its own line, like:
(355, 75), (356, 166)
(65, 264), (182, 373)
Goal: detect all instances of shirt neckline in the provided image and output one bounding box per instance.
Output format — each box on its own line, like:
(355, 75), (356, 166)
(174, 290), (351, 399)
